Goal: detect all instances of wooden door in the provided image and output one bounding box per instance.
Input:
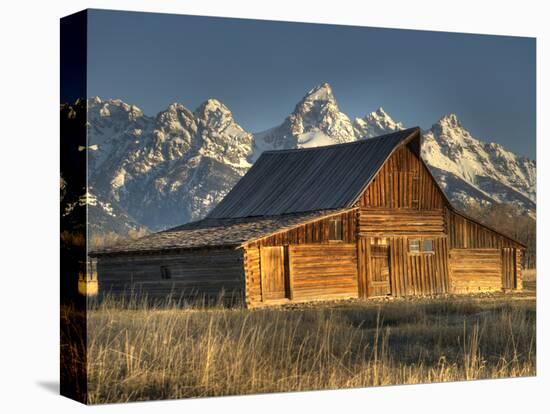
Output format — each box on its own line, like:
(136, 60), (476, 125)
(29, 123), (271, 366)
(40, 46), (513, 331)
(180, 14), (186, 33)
(368, 244), (391, 297)
(408, 252), (438, 295)
(501, 248), (517, 290)
(260, 246), (289, 301)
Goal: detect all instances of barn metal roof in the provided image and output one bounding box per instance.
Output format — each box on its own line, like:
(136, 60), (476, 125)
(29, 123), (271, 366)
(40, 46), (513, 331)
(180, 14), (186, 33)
(207, 128), (420, 219)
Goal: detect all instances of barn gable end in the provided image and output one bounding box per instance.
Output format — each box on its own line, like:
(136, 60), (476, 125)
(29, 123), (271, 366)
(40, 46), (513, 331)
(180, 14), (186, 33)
(350, 131), (523, 298)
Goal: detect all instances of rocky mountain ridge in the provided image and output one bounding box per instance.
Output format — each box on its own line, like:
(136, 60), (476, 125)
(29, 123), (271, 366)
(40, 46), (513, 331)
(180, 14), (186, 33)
(60, 83), (536, 235)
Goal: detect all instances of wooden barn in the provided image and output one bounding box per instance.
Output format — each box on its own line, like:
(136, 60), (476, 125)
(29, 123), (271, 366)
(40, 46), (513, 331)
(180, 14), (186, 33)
(91, 127), (525, 307)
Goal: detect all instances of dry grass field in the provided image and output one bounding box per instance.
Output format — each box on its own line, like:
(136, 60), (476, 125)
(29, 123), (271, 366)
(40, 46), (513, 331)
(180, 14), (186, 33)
(85, 286), (536, 404)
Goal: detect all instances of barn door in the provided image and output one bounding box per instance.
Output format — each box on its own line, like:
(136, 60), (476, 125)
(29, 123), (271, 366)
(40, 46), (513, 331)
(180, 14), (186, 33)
(501, 248), (517, 290)
(369, 243), (391, 296)
(260, 246), (290, 301)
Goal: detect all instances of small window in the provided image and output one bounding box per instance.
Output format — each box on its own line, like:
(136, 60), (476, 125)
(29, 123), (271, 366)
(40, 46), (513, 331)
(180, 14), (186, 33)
(160, 266), (171, 280)
(423, 239), (434, 253)
(329, 217), (343, 241)
(370, 237), (388, 246)
(409, 239), (421, 253)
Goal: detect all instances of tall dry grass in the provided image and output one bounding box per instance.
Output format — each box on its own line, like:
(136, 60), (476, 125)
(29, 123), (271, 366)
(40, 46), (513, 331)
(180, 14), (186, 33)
(86, 295), (535, 404)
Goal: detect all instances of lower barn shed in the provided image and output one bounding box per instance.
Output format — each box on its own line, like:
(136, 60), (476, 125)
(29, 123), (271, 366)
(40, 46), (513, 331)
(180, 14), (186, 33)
(91, 128), (525, 307)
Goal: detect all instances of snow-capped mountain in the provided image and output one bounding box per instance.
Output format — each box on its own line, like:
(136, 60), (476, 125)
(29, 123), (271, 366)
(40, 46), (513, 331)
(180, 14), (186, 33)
(85, 97), (253, 231)
(252, 86), (535, 216)
(61, 82), (535, 235)
(422, 114), (535, 214)
(252, 83), (356, 160)
(60, 100), (147, 237)
(351, 108), (535, 215)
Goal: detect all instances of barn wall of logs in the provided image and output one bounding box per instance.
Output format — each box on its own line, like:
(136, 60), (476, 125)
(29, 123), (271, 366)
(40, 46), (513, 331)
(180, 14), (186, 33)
(244, 242), (359, 308)
(515, 249), (523, 290)
(389, 236), (450, 297)
(96, 248), (245, 302)
(358, 208), (445, 236)
(243, 246), (262, 306)
(449, 249), (502, 293)
(288, 244), (358, 302)
(445, 209), (523, 293)
(447, 209), (517, 249)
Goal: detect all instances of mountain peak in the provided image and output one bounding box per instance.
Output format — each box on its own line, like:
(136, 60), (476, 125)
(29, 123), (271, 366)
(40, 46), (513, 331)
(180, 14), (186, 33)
(195, 98), (235, 130)
(369, 107), (396, 121)
(87, 97), (144, 121)
(303, 82), (335, 102)
(293, 83), (339, 116)
(89, 96), (102, 105)
(196, 98), (231, 115)
(374, 106), (388, 116)
(354, 107), (404, 138)
(438, 113), (462, 129)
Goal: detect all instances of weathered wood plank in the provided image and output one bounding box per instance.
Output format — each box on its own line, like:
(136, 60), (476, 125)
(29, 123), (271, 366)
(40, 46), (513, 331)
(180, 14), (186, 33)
(449, 248), (502, 293)
(288, 244), (358, 301)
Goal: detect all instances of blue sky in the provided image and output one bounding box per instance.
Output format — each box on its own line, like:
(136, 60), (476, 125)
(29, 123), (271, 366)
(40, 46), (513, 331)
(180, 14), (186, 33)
(86, 9), (536, 159)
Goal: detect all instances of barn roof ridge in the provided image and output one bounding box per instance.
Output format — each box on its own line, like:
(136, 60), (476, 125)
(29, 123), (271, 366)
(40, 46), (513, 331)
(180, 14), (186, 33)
(259, 126), (420, 155)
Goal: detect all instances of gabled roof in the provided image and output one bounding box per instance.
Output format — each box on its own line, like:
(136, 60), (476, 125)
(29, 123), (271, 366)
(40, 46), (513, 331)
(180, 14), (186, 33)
(207, 128), (421, 219)
(91, 209), (350, 256)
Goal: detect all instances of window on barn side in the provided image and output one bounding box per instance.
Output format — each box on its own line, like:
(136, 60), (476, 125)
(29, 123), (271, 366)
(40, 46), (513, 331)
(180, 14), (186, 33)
(423, 239), (434, 253)
(329, 217), (343, 241)
(160, 266), (171, 280)
(408, 239), (421, 253)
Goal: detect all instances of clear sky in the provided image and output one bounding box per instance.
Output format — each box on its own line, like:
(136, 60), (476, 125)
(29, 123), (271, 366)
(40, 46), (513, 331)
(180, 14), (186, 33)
(86, 9), (536, 159)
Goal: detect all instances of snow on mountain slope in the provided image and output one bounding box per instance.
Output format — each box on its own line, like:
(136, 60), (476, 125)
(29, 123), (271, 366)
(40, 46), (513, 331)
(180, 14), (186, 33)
(252, 85), (535, 217)
(61, 100), (147, 237)
(252, 83), (355, 160)
(195, 99), (253, 170)
(87, 97), (153, 172)
(354, 107), (404, 138)
(62, 82), (535, 235)
(422, 114), (536, 214)
(86, 97), (253, 231)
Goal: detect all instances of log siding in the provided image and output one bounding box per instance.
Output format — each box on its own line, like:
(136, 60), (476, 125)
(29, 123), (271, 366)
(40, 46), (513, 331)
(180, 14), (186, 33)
(96, 248), (245, 302)
(449, 249), (502, 293)
(447, 209), (519, 249)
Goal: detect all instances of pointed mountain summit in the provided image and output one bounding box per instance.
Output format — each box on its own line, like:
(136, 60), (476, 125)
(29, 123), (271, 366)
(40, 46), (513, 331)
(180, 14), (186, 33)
(195, 98), (235, 130)
(437, 113), (462, 129)
(194, 98), (253, 170)
(354, 107), (405, 138)
(252, 83), (355, 159)
(298, 82), (336, 104)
